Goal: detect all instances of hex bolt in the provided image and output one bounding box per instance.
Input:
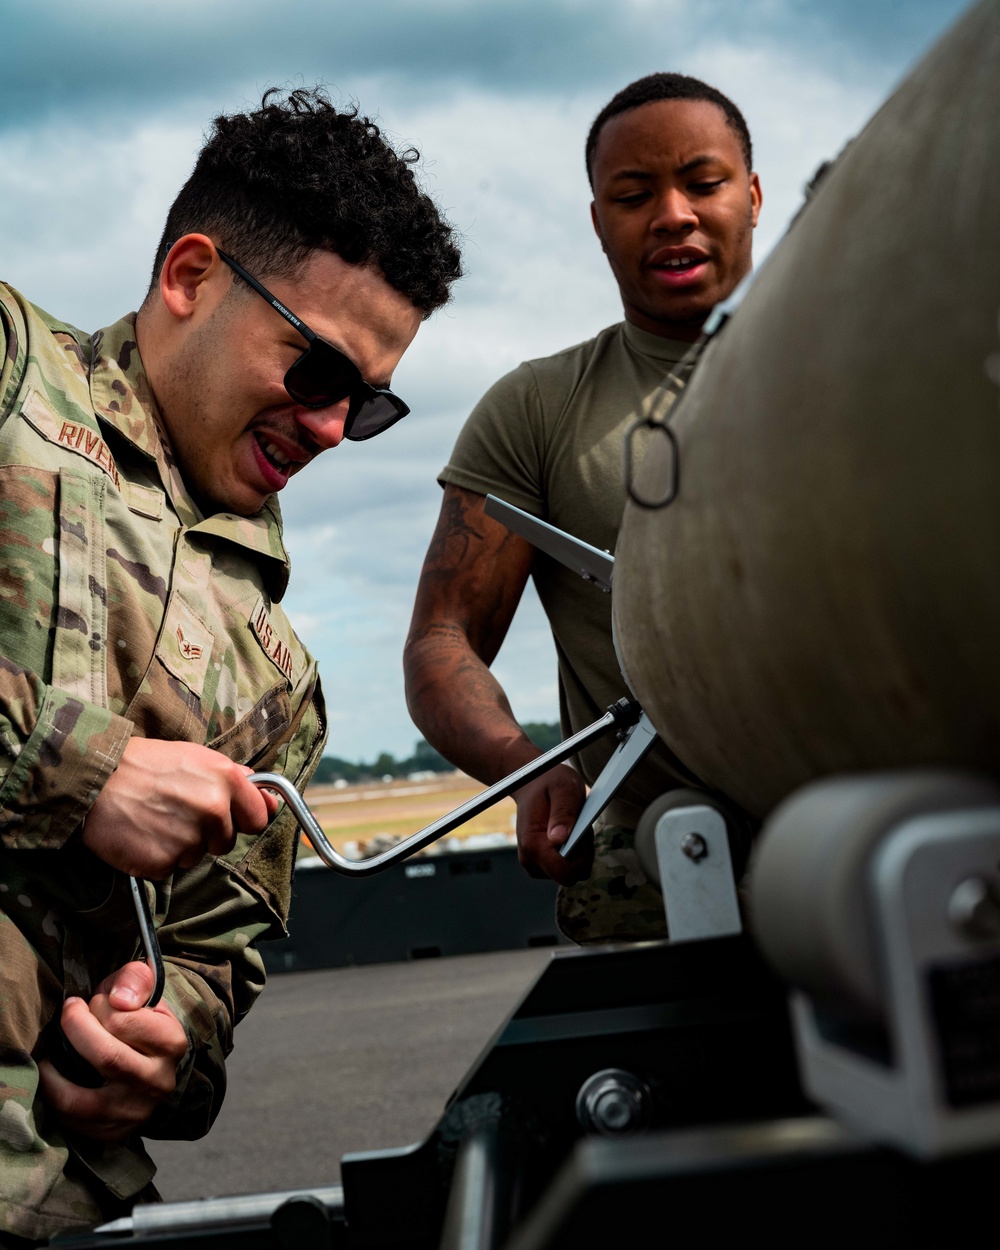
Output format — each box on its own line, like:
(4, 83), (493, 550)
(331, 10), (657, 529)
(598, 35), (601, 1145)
(575, 1068), (652, 1137)
(680, 832), (708, 861)
(947, 876), (1000, 941)
(592, 1087), (639, 1133)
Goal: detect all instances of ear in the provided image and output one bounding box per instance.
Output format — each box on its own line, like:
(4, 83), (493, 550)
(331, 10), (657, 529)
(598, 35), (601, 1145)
(158, 234), (227, 322)
(749, 173), (763, 228)
(590, 201), (608, 255)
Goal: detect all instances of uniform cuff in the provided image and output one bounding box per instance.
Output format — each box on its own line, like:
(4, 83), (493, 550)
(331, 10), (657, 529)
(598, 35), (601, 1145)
(0, 686), (132, 850)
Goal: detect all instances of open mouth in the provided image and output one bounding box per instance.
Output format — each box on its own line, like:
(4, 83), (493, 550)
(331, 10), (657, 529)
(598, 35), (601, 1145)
(250, 432), (305, 492)
(649, 254), (710, 287)
(657, 257), (703, 272)
(255, 434), (295, 472)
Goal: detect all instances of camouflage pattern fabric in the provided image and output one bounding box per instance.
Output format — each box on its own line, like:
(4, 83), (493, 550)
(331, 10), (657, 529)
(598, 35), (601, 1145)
(556, 822), (667, 945)
(0, 283), (327, 1241)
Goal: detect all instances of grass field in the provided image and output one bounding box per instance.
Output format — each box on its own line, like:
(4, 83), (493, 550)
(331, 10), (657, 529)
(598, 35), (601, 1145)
(299, 772), (517, 857)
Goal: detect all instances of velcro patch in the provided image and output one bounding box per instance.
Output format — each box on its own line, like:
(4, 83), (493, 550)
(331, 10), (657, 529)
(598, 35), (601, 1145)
(249, 597), (295, 682)
(126, 482), (163, 520)
(20, 388), (122, 491)
(158, 594), (214, 696)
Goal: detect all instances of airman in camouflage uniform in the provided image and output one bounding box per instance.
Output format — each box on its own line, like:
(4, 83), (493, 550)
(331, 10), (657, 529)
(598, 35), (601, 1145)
(0, 287), (327, 1241)
(0, 86), (461, 1243)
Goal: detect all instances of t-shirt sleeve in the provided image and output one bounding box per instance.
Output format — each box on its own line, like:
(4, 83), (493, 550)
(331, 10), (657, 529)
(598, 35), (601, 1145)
(439, 361), (547, 517)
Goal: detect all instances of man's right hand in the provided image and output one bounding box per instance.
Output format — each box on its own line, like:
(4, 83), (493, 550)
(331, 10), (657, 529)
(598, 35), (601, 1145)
(513, 761), (593, 886)
(83, 738), (278, 879)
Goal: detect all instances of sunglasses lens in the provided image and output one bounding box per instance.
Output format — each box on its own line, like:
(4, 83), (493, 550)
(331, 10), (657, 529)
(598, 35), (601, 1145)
(283, 339), (408, 438)
(345, 392), (410, 441)
(284, 342), (359, 408)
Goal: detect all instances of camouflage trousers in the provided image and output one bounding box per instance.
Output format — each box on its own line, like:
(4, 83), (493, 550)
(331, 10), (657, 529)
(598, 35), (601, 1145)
(556, 824), (668, 945)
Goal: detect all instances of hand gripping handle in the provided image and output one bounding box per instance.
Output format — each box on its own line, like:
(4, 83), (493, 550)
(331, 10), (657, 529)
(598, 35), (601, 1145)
(51, 876), (165, 1088)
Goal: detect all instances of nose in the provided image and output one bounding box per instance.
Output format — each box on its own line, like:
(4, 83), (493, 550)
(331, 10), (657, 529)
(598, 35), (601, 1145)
(294, 400), (350, 451)
(650, 187), (698, 235)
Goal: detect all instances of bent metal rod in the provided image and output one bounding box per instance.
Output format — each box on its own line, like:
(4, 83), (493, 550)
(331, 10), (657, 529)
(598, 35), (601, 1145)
(248, 699), (639, 877)
(119, 699), (636, 1017)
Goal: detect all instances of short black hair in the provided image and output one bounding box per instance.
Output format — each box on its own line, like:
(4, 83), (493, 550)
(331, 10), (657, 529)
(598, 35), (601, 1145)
(586, 73), (753, 187)
(151, 87), (462, 316)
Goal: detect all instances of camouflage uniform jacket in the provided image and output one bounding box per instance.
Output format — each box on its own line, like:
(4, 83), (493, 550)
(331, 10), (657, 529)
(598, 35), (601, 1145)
(0, 283), (327, 1241)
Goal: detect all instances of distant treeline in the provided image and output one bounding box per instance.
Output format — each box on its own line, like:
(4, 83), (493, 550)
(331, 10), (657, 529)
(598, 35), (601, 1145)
(312, 722), (562, 785)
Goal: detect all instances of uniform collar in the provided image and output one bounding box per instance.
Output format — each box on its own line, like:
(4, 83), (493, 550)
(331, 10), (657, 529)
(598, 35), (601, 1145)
(189, 499), (291, 600)
(89, 314), (291, 600)
(621, 319), (698, 365)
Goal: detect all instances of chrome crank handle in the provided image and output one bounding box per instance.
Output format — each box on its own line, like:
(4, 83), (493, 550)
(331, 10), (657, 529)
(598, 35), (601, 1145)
(130, 876), (165, 1008)
(250, 699), (640, 877)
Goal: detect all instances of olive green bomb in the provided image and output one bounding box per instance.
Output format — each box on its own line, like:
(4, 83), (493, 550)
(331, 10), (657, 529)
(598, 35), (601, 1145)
(613, 0), (1000, 819)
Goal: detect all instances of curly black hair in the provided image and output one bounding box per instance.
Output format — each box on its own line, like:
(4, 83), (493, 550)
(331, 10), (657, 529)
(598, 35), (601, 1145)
(151, 87), (462, 315)
(586, 73), (752, 187)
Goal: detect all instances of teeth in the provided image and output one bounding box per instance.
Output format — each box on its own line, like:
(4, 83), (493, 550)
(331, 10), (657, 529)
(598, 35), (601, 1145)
(666, 257), (697, 268)
(263, 441), (292, 468)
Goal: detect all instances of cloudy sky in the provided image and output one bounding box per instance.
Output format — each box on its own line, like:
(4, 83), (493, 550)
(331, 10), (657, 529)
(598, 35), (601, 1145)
(2, 0), (969, 761)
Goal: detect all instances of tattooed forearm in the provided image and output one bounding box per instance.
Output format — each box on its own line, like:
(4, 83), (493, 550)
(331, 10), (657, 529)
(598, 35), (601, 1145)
(404, 486), (541, 785)
(423, 487), (487, 570)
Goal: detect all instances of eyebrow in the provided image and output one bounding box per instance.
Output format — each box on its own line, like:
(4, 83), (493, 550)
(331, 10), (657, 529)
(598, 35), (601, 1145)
(609, 155), (721, 181)
(316, 333), (392, 390)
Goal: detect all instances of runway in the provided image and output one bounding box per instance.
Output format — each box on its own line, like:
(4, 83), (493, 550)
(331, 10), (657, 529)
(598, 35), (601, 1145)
(148, 948), (550, 1201)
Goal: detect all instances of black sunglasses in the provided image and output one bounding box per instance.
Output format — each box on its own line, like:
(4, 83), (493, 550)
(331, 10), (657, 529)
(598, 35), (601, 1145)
(215, 248), (409, 441)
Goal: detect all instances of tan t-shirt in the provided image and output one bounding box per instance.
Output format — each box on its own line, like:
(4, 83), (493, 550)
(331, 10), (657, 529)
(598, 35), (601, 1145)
(440, 319), (700, 821)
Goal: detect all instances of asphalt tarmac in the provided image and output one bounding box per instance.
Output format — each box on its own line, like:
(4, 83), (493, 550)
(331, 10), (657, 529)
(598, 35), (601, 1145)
(148, 948), (551, 1201)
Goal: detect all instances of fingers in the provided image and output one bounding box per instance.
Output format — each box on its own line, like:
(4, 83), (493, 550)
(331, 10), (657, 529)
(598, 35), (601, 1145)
(38, 1059), (129, 1141)
(83, 740), (285, 877)
(259, 788), (281, 818)
(94, 960), (154, 1011)
(88, 969), (187, 1058)
(229, 769), (275, 840)
(515, 765), (591, 885)
(40, 991), (188, 1141)
(243, 769), (280, 818)
(92, 1001), (187, 1061)
(545, 779), (587, 847)
(58, 997), (151, 1085)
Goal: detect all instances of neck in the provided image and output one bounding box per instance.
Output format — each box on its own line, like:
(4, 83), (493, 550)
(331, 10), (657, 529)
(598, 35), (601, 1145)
(623, 309), (707, 342)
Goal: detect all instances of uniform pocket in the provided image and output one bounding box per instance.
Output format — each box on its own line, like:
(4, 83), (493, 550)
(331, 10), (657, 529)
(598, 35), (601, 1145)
(155, 593), (215, 699)
(207, 682), (291, 767)
(127, 592), (217, 741)
(52, 467), (108, 706)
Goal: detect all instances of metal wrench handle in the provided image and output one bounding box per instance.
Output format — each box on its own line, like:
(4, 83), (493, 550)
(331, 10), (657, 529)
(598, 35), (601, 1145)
(250, 699), (639, 877)
(130, 876), (165, 1009)
(51, 875), (165, 1088)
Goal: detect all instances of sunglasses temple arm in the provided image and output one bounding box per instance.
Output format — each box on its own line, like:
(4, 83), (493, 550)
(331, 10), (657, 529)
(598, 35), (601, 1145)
(249, 699), (639, 877)
(216, 249), (317, 343)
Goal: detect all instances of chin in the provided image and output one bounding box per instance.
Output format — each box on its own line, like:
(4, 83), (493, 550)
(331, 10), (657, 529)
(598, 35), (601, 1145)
(228, 495), (270, 518)
(195, 483), (263, 518)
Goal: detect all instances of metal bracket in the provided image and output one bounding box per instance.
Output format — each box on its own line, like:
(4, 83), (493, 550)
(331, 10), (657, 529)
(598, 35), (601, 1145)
(559, 713), (658, 859)
(484, 495), (614, 592)
(654, 805), (742, 943)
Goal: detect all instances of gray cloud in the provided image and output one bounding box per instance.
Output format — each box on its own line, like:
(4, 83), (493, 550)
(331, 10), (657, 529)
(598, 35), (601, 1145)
(2, 0), (969, 135)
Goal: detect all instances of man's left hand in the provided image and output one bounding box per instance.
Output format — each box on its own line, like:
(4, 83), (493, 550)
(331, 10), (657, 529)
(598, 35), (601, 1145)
(39, 962), (187, 1142)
